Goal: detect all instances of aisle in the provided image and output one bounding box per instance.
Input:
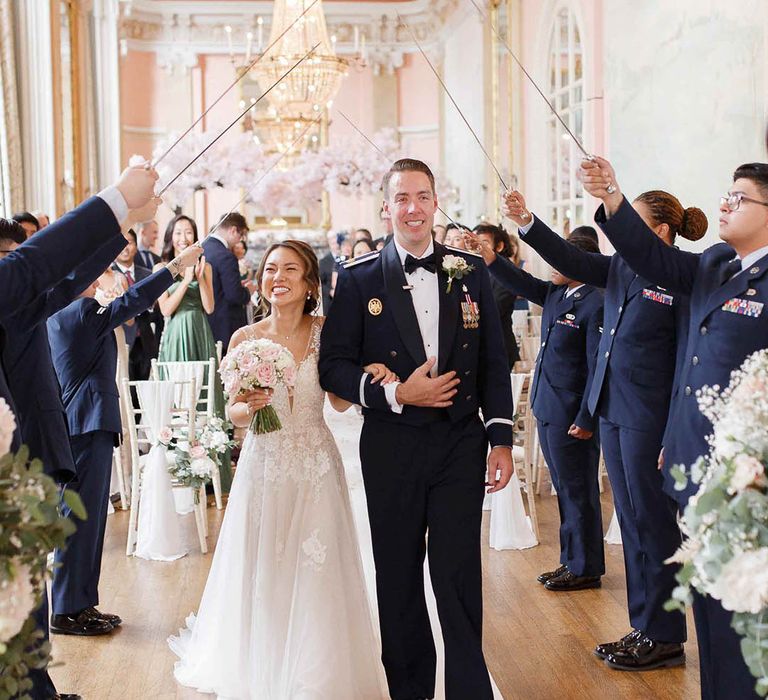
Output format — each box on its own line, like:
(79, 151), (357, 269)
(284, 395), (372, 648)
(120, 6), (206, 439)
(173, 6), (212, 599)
(49, 403), (701, 699)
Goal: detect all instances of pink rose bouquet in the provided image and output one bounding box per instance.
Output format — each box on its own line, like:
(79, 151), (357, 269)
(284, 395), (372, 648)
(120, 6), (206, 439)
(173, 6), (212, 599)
(219, 338), (296, 434)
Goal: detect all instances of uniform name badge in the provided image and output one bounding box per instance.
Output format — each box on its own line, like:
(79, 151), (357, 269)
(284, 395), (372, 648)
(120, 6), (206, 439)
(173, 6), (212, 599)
(642, 288), (674, 306)
(722, 297), (764, 318)
(461, 291), (480, 329)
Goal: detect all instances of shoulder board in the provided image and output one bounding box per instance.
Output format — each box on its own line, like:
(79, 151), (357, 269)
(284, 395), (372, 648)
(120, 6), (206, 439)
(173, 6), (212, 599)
(96, 305), (108, 315)
(444, 245), (482, 259)
(343, 251), (380, 268)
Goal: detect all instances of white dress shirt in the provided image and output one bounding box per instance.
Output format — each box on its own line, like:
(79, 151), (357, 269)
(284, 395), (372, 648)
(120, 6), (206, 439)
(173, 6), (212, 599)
(736, 244), (768, 274)
(208, 232), (231, 250)
(565, 283), (585, 298)
(97, 185), (129, 226)
(358, 239), (440, 413)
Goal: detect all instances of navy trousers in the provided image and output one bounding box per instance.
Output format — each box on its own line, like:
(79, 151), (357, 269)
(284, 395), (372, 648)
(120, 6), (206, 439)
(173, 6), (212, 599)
(599, 418), (686, 643)
(52, 430), (114, 615)
(28, 592), (56, 700)
(537, 419), (604, 577)
(693, 591), (759, 699)
(360, 414), (492, 700)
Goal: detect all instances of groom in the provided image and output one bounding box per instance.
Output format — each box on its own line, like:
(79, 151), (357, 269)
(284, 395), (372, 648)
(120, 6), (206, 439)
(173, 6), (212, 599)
(319, 158), (514, 700)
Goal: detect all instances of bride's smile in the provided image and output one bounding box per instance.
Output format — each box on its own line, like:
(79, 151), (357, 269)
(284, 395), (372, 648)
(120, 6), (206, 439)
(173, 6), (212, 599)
(261, 247), (309, 308)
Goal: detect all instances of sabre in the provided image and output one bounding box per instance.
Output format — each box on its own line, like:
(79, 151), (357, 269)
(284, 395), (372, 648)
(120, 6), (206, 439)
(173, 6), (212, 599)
(397, 13), (509, 192)
(336, 109), (458, 226)
(201, 115), (324, 244)
(151, 0), (320, 168)
(467, 0), (591, 160)
(157, 44), (320, 197)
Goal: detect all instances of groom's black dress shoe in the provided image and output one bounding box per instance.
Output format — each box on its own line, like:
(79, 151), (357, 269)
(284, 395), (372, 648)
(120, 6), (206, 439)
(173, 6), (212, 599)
(51, 610), (114, 636)
(544, 570), (601, 591)
(594, 629), (642, 659)
(605, 635), (685, 671)
(84, 606), (122, 627)
(55, 694), (82, 700)
(537, 564), (567, 584)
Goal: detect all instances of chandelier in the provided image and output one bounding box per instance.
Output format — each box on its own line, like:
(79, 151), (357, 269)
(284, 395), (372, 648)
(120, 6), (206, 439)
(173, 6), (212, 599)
(251, 0), (349, 120)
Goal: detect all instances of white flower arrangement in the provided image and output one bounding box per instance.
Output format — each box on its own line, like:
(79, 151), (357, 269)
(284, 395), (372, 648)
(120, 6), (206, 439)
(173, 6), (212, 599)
(0, 561), (35, 647)
(667, 349), (768, 696)
(0, 398), (17, 458)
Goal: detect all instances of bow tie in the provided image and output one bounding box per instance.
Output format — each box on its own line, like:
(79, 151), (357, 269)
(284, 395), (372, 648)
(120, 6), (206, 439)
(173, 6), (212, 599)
(404, 253), (437, 275)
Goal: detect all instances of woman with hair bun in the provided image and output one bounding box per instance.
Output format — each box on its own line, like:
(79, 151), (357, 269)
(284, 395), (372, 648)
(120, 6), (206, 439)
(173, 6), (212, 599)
(501, 186), (707, 672)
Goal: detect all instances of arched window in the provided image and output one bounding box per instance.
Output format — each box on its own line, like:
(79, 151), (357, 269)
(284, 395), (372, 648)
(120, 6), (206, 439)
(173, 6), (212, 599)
(545, 5), (584, 235)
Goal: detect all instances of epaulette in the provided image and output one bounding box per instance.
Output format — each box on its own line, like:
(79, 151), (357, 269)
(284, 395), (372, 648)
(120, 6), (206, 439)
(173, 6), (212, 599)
(343, 250), (380, 268)
(96, 306), (108, 315)
(444, 244), (483, 259)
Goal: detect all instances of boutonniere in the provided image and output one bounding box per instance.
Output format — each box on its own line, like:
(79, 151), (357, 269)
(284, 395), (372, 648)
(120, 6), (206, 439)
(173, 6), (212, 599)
(442, 255), (475, 293)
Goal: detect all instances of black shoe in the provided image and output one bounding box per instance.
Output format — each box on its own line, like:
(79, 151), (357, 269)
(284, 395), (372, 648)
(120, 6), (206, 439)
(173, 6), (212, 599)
(51, 610), (114, 636)
(544, 570), (601, 591)
(85, 606), (122, 627)
(55, 695), (82, 700)
(594, 629), (642, 659)
(605, 635), (685, 671)
(537, 564), (567, 584)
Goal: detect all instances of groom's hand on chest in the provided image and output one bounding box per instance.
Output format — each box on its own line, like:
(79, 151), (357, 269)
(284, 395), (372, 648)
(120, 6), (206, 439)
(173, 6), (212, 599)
(394, 357), (460, 408)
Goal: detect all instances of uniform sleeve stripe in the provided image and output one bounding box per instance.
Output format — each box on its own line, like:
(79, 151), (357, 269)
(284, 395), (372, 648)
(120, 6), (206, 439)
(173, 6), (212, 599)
(485, 418), (515, 428)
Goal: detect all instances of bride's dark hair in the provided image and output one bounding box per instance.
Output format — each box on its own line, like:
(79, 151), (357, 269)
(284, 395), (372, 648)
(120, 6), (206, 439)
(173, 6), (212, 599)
(255, 240), (320, 316)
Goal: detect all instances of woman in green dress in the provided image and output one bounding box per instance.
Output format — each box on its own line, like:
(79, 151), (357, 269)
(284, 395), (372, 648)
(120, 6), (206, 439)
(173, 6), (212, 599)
(155, 215), (232, 491)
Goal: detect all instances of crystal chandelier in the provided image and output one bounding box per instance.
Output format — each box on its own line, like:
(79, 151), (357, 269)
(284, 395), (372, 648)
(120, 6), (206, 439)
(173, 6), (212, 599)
(251, 0), (349, 120)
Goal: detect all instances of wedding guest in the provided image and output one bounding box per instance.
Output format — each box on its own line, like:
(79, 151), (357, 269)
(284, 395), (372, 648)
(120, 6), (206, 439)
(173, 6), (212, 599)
(202, 212), (256, 349)
(136, 219), (161, 270)
(508, 232), (529, 310)
(581, 156), (768, 699)
(31, 210), (50, 229)
(373, 237), (386, 251)
(47, 244), (202, 640)
(12, 211), (40, 238)
(156, 215), (232, 491)
(352, 238), (376, 259)
(472, 223), (521, 370)
(354, 228), (373, 242)
(330, 235), (354, 300)
(319, 230), (339, 313)
(433, 223), (447, 243)
(503, 185), (701, 670)
(471, 228), (605, 587)
(444, 222), (469, 249)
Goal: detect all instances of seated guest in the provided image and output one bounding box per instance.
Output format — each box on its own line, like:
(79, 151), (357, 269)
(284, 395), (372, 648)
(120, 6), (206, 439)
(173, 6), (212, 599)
(12, 211), (40, 238)
(202, 212), (256, 349)
(157, 215), (232, 491)
(136, 219), (161, 270)
(47, 244), (201, 640)
(473, 223), (521, 370)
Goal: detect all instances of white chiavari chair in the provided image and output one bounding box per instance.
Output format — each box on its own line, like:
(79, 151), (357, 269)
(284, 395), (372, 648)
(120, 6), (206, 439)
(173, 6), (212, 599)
(151, 358), (223, 510)
(123, 377), (208, 556)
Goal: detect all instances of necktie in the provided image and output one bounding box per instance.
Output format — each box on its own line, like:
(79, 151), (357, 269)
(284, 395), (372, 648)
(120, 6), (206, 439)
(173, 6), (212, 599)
(719, 258), (742, 285)
(125, 269), (134, 286)
(404, 253), (437, 275)
(141, 251), (153, 269)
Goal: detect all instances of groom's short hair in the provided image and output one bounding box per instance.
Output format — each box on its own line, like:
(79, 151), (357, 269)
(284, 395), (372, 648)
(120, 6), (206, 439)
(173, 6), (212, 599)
(382, 159), (435, 199)
(215, 212), (248, 234)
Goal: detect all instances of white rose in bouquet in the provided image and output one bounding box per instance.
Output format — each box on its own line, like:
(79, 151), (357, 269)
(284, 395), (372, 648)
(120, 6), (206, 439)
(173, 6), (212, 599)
(0, 397), (17, 456)
(0, 562), (36, 647)
(710, 548), (768, 615)
(190, 457), (215, 479)
(729, 454), (766, 494)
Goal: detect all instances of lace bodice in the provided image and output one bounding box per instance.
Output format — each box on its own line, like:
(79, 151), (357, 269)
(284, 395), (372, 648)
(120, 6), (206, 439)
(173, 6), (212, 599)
(243, 317), (325, 431)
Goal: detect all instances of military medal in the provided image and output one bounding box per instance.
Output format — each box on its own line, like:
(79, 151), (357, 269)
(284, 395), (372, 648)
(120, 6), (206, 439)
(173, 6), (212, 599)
(368, 298), (383, 316)
(461, 292), (480, 329)
(722, 297), (763, 318)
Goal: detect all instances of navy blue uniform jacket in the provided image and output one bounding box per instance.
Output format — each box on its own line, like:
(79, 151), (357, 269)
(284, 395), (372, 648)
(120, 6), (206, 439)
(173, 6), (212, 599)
(520, 216), (689, 437)
(3, 233), (127, 479)
(488, 255), (603, 431)
(594, 197), (768, 502)
(47, 268), (175, 439)
(318, 241), (514, 448)
(202, 236), (249, 348)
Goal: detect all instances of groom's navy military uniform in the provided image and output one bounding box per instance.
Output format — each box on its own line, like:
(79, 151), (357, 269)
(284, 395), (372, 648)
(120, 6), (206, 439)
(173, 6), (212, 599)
(319, 240), (514, 700)
(47, 268), (175, 620)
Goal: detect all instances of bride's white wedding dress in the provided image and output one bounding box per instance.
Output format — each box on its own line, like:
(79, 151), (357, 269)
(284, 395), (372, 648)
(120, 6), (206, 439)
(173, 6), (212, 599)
(168, 319), (387, 699)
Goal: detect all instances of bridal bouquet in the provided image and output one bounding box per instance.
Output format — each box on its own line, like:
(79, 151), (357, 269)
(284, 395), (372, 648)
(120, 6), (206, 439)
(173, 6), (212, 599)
(666, 349), (768, 696)
(219, 340), (297, 434)
(0, 399), (85, 698)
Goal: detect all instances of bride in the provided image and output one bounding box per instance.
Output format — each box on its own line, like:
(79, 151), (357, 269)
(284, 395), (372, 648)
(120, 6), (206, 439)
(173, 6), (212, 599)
(169, 240), (390, 699)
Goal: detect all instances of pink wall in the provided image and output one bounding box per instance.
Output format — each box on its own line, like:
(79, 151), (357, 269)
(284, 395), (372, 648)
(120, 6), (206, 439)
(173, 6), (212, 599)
(397, 53), (440, 171)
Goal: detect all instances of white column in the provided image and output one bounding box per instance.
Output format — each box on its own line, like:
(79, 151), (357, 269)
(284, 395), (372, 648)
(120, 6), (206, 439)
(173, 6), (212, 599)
(16, 0), (56, 214)
(92, 0), (122, 188)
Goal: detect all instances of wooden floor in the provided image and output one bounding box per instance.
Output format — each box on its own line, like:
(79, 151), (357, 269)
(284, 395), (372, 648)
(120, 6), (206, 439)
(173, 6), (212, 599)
(49, 486), (700, 700)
